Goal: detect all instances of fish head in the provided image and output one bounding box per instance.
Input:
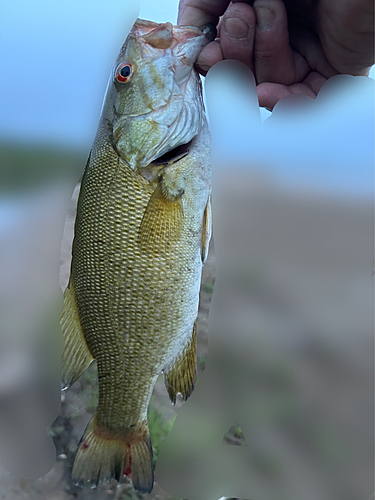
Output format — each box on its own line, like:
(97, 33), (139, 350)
(102, 18), (215, 170)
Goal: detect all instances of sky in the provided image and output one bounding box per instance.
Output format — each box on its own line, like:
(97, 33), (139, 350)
(0, 0), (374, 196)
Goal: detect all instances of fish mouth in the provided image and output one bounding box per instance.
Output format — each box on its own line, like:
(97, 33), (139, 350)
(137, 140), (194, 182)
(133, 19), (217, 48)
(198, 24), (217, 43)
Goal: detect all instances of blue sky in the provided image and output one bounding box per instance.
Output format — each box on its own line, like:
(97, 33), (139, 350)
(0, 0), (182, 148)
(0, 0), (373, 196)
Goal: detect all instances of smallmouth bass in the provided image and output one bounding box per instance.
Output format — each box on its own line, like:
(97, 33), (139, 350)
(60, 18), (214, 493)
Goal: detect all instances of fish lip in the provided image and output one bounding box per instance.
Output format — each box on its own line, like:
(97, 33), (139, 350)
(133, 19), (215, 47)
(173, 23), (216, 43)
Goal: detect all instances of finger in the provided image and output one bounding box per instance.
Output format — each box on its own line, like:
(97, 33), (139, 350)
(220, 3), (256, 72)
(257, 71), (327, 109)
(253, 0), (306, 84)
(195, 40), (224, 75)
(314, 0), (375, 74)
(178, 0), (230, 26)
(289, 25), (339, 80)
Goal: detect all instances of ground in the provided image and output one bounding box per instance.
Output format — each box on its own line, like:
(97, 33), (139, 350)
(0, 166), (372, 500)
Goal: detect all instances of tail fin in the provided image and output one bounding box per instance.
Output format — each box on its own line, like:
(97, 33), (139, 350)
(72, 415), (154, 493)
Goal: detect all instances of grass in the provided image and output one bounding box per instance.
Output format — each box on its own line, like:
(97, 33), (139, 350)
(148, 402), (176, 464)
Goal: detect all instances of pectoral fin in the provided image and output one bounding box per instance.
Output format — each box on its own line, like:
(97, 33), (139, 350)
(60, 283), (94, 390)
(201, 196), (212, 263)
(163, 319), (197, 404)
(138, 180), (184, 253)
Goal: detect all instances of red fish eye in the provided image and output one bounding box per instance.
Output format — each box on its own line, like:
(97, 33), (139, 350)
(115, 62), (133, 83)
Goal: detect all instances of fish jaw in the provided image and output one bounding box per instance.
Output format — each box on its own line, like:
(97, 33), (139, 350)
(105, 19), (215, 171)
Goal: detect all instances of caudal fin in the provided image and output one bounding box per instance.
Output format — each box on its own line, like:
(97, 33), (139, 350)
(72, 415), (154, 493)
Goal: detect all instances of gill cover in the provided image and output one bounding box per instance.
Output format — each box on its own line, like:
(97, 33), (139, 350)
(102, 19), (215, 170)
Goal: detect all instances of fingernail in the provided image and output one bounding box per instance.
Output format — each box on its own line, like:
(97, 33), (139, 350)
(255, 7), (275, 30)
(223, 17), (249, 40)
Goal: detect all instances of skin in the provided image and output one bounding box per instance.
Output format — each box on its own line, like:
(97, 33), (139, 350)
(178, 0), (374, 109)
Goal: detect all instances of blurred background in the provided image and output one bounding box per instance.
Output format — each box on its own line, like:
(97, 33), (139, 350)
(0, 1), (373, 499)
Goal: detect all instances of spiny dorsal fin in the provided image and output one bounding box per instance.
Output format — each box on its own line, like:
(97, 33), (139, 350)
(138, 181), (184, 254)
(163, 319), (197, 405)
(60, 283), (94, 390)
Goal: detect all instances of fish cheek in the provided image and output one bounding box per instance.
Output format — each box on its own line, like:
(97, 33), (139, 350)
(148, 63), (168, 94)
(114, 83), (137, 117)
(114, 70), (155, 118)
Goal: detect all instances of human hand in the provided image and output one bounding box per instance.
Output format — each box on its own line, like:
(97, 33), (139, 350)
(178, 0), (374, 109)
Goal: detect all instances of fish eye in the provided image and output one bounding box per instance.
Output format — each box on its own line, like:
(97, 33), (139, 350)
(115, 62), (133, 83)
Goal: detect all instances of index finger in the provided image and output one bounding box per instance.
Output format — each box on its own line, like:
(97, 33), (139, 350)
(178, 0), (231, 26)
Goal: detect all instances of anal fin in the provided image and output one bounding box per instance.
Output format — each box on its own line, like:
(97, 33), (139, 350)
(60, 282), (94, 390)
(164, 319), (197, 405)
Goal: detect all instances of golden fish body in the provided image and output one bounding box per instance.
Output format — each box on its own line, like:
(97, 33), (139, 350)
(60, 19), (214, 493)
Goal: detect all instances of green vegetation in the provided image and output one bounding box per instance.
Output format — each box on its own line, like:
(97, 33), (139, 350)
(223, 420), (247, 446)
(80, 362), (99, 414)
(198, 354), (207, 370)
(48, 424), (65, 438)
(117, 485), (144, 499)
(202, 277), (215, 294)
(148, 401), (176, 463)
(0, 141), (85, 192)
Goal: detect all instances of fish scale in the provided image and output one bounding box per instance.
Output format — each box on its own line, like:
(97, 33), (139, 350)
(60, 18), (214, 493)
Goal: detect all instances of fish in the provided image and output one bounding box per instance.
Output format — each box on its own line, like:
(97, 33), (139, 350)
(60, 18), (215, 493)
